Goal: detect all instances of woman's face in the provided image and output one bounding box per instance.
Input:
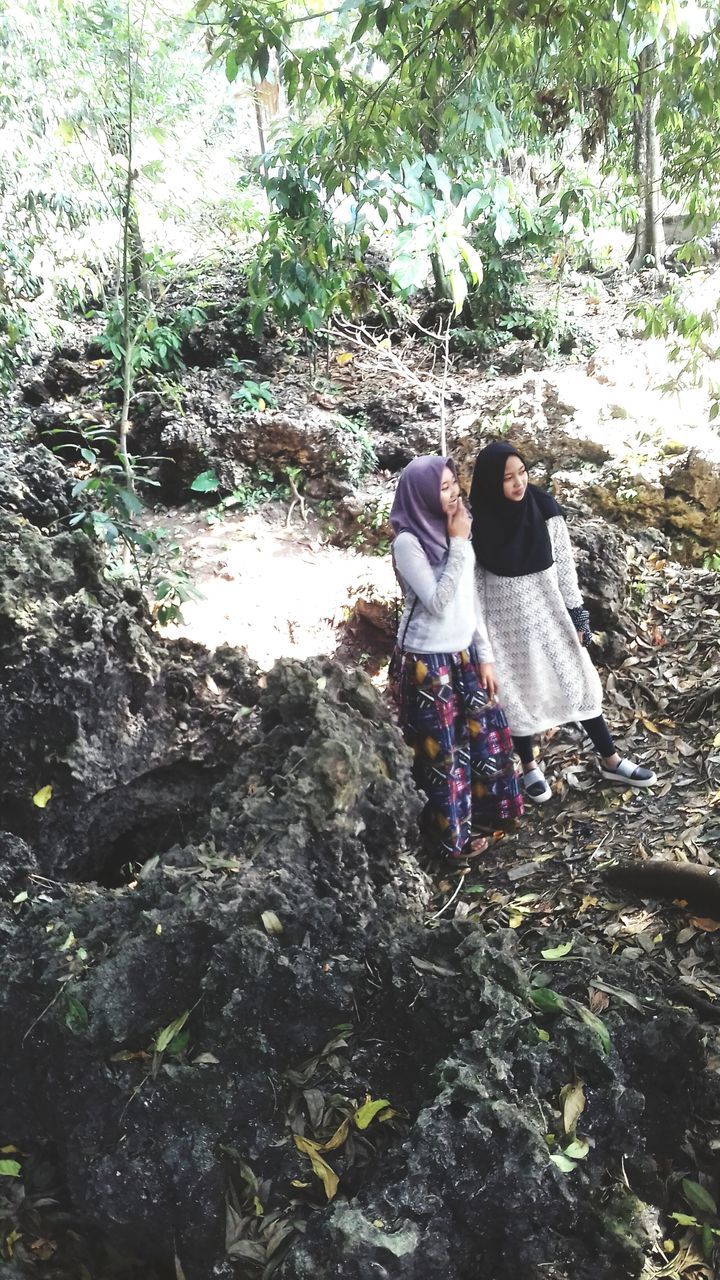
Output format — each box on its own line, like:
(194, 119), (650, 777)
(439, 466), (460, 514)
(502, 454), (528, 502)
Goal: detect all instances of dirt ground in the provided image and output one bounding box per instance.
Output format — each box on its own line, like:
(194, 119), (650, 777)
(152, 502), (397, 669)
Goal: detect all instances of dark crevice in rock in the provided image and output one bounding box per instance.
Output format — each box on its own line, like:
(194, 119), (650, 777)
(81, 761), (224, 886)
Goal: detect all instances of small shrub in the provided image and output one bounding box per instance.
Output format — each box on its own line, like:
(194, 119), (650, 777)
(190, 467), (280, 521)
(332, 416), (377, 485)
(99, 302), (206, 386)
(56, 424), (200, 624)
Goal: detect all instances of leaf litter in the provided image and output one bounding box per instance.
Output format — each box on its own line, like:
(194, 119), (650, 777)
(424, 553), (720, 1261)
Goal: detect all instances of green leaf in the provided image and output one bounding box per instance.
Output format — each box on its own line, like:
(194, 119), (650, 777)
(165, 1027), (190, 1057)
(563, 1137), (589, 1160)
(351, 8), (373, 41)
(355, 1098), (392, 1129)
(550, 1153), (577, 1173)
(191, 470), (220, 493)
(574, 1003), (611, 1054)
(466, 188), (490, 220)
(155, 1010), (190, 1054)
(457, 237), (483, 285)
(530, 987), (567, 1014)
(671, 1212), (700, 1227)
(32, 785), (53, 808)
(65, 995), (89, 1034)
(682, 1178), (718, 1216)
(494, 205), (516, 245)
(0, 1160), (21, 1178)
(449, 267), (467, 316)
(117, 488), (144, 516)
(541, 940), (574, 960)
(225, 49), (238, 82)
(261, 910), (283, 936)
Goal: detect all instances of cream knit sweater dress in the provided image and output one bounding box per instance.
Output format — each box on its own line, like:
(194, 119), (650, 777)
(475, 516), (603, 737)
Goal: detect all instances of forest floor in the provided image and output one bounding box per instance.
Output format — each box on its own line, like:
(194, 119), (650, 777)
(2, 261), (720, 1278)
(140, 264), (720, 1068)
(152, 488), (720, 982)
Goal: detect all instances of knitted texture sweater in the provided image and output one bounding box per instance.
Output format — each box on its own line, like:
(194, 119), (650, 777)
(393, 533), (494, 660)
(475, 516), (603, 736)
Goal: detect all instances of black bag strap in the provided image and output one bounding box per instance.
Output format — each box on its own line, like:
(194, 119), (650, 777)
(397, 593), (419, 652)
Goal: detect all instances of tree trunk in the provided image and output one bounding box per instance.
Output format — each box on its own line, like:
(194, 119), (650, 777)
(118, 0), (136, 499)
(430, 250), (452, 302)
(128, 199), (151, 301)
(251, 76), (280, 155)
(601, 859), (720, 919)
(630, 41), (666, 271)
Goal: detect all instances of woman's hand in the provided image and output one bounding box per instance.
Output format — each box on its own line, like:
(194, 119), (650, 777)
(448, 501), (472, 540)
(479, 663), (498, 699)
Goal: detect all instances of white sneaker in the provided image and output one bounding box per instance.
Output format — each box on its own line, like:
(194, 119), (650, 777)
(522, 765), (552, 804)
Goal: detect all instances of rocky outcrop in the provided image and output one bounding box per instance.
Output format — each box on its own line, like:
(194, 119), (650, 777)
(0, 510), (258, 882)
(0, 655), (425, 1279)
(447, 369), (720, 550)
(1, 443), (719, 1280)
(0, 441), (76, 527)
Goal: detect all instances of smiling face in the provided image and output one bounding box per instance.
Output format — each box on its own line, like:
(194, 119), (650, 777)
(502, 453), (528, 502)
(439, 465), (460, 515)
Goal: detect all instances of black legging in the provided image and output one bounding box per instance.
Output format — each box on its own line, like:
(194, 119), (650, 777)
(513, 715), (615, 766)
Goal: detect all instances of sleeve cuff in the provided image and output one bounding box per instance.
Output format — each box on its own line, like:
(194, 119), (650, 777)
(568, 605), (592, 647)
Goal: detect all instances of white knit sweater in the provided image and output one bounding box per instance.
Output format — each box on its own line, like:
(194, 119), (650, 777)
(393, 533), (494, 661)
(475, 517), (603, 736)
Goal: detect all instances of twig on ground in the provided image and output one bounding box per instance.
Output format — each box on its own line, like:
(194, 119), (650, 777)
(426, 872), (466, 922)
(333, 318), (430, 389)
(23, 979), (70, 1044)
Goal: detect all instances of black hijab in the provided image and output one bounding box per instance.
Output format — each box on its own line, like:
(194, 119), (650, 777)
(470, 441), (563, 578)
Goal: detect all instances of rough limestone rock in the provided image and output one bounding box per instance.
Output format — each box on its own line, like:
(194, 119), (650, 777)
(0, 441), (76, 527)
(281, 949), (700, 1280)
(0, 656), (425, 1280)
(0, 511), (258, 882)
(181, 315), (261, 369)
(662, 448), (720, 523)
(2, 663), (716, 1280)
(2, 443), (720, 1280)
(218, 406), (377, 486)
(566, 512), (631, 643)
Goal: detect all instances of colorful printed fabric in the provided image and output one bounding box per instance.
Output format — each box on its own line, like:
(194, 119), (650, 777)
(391, 644), (524, 860)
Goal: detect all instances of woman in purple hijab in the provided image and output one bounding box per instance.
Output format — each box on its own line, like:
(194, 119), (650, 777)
(389, 456), (523, 868)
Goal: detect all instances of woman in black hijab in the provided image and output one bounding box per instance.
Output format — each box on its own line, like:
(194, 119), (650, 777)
(470, 442), (656, 802)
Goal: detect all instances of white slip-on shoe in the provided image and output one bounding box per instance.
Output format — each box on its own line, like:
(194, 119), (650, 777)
(600, 757), (657, 788)
(522, 765), (552, 804)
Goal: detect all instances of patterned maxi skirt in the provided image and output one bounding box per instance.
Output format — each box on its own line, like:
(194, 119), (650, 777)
(392, 644), (524, 860)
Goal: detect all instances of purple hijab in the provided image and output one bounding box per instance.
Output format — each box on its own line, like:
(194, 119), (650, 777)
(390, 455), (455, 566)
